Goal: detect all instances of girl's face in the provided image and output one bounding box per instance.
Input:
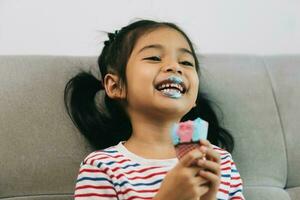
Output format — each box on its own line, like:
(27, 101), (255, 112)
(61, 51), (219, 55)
(124, 27), (199, 120)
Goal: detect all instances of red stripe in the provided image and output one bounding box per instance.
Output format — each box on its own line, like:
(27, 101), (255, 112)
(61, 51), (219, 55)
(221, 167), (231, 171)
(118, 188), (159, 195)
(230, 197), (243, 200)
(231, 183), (242, 187)
(126, 196), (153, 200)
(221, 181), (230, 186)
(84, 153), (101, 162)
(118, 159), (132, 164)
(218, 188), (229, 194)
(125, 166), (162, 174)
(75, 185), (115, 190)
(91, 159), (96, 165)
(221, 160), (231, 165)
(114, 171), (167, 180)
(111, 165), (162, 173)
(74, 193), (117, 198)
(86, 154), (124, 165)
(213, 147), (223, 151)
(79, 168), (107, 174)
(86, 154), (124, 163)
(231, 176), (241, 180)
(213, 147), (228, 155)
(85, 153), (124, 163)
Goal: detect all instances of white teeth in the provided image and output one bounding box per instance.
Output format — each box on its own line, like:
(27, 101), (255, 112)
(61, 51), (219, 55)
(157, 83), (183, 92)
(162, 88), (179, 93)
(179, 85), (183, 91)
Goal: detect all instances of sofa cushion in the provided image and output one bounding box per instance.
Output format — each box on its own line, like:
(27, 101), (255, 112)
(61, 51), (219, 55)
(245, 186), (291, 200)
(0, 56), (96, 199)
(199, 55), (287, 189)
(264, 56), (300, 189)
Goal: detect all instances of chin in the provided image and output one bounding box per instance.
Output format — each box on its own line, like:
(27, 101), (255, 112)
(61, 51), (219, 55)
(154, 104), (191, 118)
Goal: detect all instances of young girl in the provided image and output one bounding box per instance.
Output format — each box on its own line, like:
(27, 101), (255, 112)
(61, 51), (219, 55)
(64, 20), (245, 200)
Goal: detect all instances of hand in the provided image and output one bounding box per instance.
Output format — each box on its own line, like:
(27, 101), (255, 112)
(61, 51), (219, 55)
(154, 148), (210, 200)
(197, 140), (221, 200)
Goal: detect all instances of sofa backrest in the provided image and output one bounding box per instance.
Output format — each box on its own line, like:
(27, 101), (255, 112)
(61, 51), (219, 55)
(0, 55), (299, 200)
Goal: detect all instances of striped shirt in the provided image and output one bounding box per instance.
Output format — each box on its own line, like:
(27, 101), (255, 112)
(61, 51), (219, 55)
(74, 141), (244, 200)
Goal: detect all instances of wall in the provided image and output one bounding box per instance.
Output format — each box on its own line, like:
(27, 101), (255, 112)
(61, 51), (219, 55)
(0, 0), (299, 55)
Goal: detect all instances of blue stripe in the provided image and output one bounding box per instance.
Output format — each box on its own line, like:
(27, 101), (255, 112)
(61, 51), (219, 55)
(231, 169), (238, 173)
(221, 174), (230, 178)
(122, 163), (140, 169)
(97, 162), (140, 168)
(114, 179), (163, 187)
(77, 177), (113, 184)
(101, 150), (118, 153)
(97, 162), (102, 168)
(229, 189), (243, 196)
(105, 161), (116, 165)
(221, 155), (230, 160)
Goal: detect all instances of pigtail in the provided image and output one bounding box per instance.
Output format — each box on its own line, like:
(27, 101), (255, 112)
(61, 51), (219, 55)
(182, 92), (234, 153)
(64, 71), (131, 150)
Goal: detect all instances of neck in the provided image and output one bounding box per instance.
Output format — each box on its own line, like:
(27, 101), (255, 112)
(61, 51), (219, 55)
(124, 112), (180, 159)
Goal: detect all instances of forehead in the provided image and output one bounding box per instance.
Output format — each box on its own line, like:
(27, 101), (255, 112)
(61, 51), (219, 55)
(132, 27), (192, 53)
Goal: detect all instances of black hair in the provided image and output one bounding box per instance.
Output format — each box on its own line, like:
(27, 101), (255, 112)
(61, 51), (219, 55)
(64, 19), (234, 153)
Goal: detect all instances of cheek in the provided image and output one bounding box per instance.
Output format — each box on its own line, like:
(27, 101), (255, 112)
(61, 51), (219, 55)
(126, 67), (155, 97)
(191, 74), (199, 97)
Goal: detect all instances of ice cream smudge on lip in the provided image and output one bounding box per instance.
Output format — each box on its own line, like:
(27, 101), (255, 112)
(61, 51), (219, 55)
(171, 117), (209, 159)
(168, 75), (183, 84)
(160, 75), (183, 99)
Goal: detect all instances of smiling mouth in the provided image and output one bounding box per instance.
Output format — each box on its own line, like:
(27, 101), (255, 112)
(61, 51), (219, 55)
(155, 76), (187, 99)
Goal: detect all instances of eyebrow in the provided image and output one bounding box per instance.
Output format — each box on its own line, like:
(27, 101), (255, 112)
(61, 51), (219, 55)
(138, 44), (193, 57)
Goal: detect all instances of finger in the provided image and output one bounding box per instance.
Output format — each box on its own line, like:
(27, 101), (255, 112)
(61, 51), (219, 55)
(197, 159), (221, 175)
(180, 148), (204, 167)
(199, 146), (220, 163)
(188, 164), (204, 177)
(195, 175), (209, 186)
(199, 170), (221, 188)
(198, 140), (212, 160)
(199, 139), (212, 148)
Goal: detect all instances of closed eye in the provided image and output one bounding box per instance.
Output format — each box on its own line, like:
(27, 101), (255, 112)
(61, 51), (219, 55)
(143, 56), (161, 61)
(180, 61), (194, 67)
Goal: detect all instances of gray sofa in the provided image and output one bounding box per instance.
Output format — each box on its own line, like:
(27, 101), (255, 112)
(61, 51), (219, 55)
(0, 55), (299, 200)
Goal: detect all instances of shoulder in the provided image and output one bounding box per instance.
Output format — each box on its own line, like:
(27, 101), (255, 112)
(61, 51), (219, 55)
(212, 144), (232, 158)
(212, 144), (235, 165)
(82, 145), (125, 167)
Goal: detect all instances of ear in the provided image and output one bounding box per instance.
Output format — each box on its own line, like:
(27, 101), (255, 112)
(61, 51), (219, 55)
(103, 73), (126, 99)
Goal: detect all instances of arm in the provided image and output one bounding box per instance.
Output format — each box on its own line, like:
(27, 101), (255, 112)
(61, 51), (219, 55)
(228, 160), (245, 200)
(74, 162), (118, 200)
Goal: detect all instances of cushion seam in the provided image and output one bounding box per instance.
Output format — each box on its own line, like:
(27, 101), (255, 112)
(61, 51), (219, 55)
(0, 193), (73, 199)
(261, 55), (289, 188)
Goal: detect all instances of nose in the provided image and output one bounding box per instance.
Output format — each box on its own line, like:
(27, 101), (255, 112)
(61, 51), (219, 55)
(163, 65), (183, 75)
